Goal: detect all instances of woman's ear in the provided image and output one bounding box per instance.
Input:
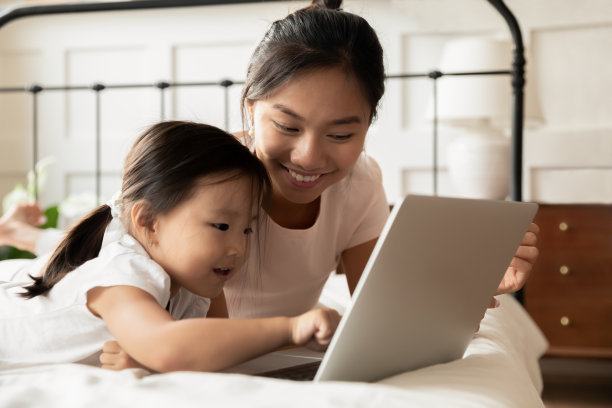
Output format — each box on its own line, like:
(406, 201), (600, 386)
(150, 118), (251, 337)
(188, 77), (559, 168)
(131, 200), (157, 245)
(246, 99), (255, 126)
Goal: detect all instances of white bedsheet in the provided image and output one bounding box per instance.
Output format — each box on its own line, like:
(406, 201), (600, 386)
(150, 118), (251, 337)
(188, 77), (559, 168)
(0, 293), (547, 408)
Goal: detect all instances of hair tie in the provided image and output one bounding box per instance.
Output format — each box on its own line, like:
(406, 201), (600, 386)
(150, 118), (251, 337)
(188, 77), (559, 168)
(106, 191), (123, 218)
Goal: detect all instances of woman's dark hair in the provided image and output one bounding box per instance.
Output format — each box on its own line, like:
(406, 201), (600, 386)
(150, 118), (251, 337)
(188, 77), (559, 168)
(241, 0), (385, 123)
(22, 121), (271, 298)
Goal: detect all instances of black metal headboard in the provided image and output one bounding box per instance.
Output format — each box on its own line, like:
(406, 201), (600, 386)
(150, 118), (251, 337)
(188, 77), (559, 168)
(0, 0), (525, 201)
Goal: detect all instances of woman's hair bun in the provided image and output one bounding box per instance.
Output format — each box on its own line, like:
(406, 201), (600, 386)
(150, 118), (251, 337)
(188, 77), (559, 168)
(309, 0), (343, 11)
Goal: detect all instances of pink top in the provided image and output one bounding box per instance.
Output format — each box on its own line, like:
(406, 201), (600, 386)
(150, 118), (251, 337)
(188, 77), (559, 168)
(225, 154), (390, 318)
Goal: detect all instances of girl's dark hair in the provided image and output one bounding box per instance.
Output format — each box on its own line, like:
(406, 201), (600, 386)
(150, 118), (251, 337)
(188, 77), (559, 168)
(241, 0), (385, 123)
(22, 121), (270, 298)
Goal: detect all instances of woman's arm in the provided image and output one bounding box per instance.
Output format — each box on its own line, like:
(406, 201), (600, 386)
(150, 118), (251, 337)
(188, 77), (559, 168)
(339, 223), (539, 299)
(88, 285), (339, 373)
(0, 203), (46, 253)
(207, 291), (229, 318)
(337, 238), (378, 294)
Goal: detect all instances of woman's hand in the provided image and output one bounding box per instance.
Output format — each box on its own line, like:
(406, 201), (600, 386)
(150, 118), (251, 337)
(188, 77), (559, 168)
(496, 222), (540, 295)
(100, 340), (150, 371)
(0, 203), (46, 252)
(289, 308), (341, 351)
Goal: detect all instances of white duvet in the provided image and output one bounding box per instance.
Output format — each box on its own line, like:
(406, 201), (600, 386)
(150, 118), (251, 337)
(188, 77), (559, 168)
(0, 293), (547, 408)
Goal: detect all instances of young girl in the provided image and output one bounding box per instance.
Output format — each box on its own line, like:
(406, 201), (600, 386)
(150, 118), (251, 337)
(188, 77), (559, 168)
(0, 121), (340, 372)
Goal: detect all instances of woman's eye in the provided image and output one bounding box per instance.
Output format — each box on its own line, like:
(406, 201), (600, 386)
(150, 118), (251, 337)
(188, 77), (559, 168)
(273, 121), (298, 133)
(329, 134), (353, 141)
(243, 227), (254, 235)
(212, 223), (229, 231)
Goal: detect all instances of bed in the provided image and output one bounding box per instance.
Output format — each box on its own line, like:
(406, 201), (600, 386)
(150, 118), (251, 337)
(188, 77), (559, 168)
(0, 1), (547, 406)
(0, 288), (547, 407)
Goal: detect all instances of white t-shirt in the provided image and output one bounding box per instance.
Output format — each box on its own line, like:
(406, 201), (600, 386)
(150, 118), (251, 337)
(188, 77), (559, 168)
(17, 222), (210, 321)
(0, 219), (208, 368)
(225, 154), (390, 318)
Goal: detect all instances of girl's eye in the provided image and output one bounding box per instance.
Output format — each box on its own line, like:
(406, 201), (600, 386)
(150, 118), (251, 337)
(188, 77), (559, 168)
(243, 227), (254, 235)
(212, 223), (229, 231)
(273, 121), (299, 133)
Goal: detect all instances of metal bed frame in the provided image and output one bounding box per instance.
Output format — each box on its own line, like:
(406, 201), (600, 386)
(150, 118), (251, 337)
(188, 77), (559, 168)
(0, 0), (526, 203)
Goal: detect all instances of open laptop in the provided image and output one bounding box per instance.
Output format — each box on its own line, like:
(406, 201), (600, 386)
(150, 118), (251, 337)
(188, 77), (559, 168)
(223, 194), (538, 382)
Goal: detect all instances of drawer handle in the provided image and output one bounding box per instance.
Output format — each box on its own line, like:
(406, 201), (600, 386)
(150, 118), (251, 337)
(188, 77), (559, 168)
(558, 222), (569, 232)
(560, 316), (571, 327)
(559, 265), (571, 276)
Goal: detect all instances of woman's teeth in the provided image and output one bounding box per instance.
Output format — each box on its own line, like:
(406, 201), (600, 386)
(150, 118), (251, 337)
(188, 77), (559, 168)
(288, 168), (321, 183)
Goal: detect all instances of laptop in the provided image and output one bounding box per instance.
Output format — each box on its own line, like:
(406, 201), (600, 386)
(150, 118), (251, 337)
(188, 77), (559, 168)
(223, 194), (538, 382)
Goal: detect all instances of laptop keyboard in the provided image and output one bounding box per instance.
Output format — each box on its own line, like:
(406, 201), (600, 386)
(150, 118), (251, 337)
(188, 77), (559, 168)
(256, 361), (321, 381)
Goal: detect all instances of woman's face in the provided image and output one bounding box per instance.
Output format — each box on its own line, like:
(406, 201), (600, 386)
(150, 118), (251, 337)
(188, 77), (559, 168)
(248, 67), (371, 206)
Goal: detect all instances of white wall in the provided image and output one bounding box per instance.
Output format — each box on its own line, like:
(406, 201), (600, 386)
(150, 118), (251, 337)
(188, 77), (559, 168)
(0, 0), (610, 213)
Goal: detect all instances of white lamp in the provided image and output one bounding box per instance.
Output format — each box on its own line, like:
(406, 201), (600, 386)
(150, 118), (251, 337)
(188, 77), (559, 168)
(431, 37), (541, 200)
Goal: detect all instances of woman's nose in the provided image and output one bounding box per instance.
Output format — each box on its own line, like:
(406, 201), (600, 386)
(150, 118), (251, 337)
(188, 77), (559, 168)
(291, 133), (327, 171)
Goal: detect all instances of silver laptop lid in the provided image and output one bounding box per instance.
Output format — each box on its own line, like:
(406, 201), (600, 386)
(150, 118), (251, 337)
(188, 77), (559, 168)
(315, 195), (538, 382)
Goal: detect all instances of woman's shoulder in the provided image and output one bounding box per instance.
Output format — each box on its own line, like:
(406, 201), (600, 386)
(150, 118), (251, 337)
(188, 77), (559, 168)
(334, 153), (384, 194)
(320, 153), (389, 249)
(323, 153), (386, 213)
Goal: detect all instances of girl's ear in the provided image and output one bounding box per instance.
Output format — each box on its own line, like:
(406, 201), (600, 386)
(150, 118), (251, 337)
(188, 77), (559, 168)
(131, 200), (157, 244)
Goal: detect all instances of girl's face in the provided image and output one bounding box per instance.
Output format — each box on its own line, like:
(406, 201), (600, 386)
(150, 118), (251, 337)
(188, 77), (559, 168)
(147, 175), (258, 299)
(248, 67), (371, 206)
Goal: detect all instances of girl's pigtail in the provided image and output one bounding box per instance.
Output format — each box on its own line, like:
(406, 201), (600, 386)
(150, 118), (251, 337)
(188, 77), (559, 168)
(21, 205), (114, 298)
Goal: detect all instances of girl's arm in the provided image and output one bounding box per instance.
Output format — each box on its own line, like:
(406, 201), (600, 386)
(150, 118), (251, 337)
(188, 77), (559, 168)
(88, 285), (339, 373)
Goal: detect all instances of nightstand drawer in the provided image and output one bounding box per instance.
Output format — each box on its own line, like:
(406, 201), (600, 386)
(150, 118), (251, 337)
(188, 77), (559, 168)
(534, 205), (612, 250)
(524, 204), (612, 357)
(526, 250), (612, 297)
(526, 298), (612, 355)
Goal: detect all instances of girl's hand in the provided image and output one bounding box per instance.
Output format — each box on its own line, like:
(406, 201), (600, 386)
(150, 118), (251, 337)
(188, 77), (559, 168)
(496, 222), (540, 295)
(290, 308), (341, 351)
(100, 340), (150, 371)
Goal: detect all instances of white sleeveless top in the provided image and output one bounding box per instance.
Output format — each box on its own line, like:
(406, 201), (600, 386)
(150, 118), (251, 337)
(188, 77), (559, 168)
(0, 219), (209, 368)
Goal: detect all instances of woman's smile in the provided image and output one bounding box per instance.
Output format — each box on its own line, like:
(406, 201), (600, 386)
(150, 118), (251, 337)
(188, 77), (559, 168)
(284, 165), (325, 187)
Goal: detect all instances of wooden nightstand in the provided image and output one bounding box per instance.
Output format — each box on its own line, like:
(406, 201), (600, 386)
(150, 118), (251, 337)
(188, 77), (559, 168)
(523, 204), (612, 358)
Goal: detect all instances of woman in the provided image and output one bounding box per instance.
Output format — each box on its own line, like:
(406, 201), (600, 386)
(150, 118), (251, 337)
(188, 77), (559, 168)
(220, 0), (538, 318)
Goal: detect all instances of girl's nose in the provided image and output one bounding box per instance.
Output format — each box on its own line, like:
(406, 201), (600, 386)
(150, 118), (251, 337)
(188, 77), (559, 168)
(291, 133), (327, 171)
(227, 233), (247, 258)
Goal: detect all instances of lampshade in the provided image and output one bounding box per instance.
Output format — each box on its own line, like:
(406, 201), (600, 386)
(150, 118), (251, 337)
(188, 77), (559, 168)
(424, 36), (543, 200)
(431, 37), (511, 126)
(429, 36), (543, 128)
